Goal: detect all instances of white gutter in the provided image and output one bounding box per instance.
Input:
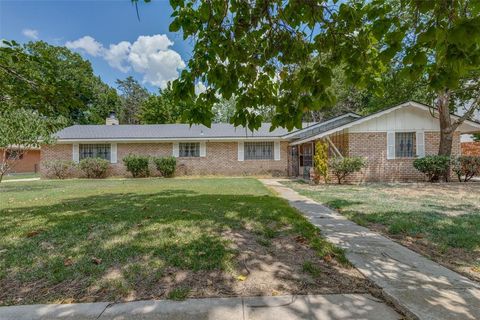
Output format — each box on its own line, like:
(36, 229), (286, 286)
(55, 136), (288, 143)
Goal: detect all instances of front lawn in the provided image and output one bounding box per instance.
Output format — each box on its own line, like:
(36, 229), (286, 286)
(2, 173), (40, 181)
(283, 181), (480, 281)
(0, 178), (369, 305)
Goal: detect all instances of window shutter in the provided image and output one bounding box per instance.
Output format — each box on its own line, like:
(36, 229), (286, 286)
(416, 131), (425, 158)
(387, 132), (395, 160)
(238, 141), (244, 161)
(110, 143), (117, 163)
(200, 142), (206, 157)
(72, 144), (79, 163)
(274, 141), (281, 161)
(172, 142), (179, 157)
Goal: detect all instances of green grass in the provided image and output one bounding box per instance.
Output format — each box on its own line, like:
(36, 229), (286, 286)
(2, 173), (39, 180)
(0, 178), (345, 305)
(283, 180), (480, 279)
(302, 261), (322, 278)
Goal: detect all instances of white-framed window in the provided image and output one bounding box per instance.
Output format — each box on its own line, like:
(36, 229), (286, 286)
(79, 144), (111, 161)
(179, 142), (200, 157)
(244, 141), (274, 160)
(395, 132), (416, 158)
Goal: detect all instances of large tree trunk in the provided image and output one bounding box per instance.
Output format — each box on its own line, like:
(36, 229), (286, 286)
(436, 90), (454, 157)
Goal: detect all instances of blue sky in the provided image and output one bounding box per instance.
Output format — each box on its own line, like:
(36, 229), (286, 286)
(0, 0), (192, 92)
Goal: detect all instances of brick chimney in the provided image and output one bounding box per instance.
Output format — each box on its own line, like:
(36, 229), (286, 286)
(106, 111), (119, 125)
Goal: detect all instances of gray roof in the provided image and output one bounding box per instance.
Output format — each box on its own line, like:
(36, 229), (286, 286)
(286, 113), (360, 141)
(55, 123), (295, 140)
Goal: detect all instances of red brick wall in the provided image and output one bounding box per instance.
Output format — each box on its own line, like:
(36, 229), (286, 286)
(0, 148), (40, 173)
(347, 131), (461, 182)
(41, 141), (289, 177)
(461, 142), (480, 156)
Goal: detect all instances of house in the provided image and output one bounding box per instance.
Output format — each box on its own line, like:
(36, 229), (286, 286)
(1, 147), (41, 173)
(41, 101), (480, 181)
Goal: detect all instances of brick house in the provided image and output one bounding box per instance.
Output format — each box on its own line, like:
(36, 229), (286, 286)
(41, 101), (480, 181)
(0, 147), (41, 173)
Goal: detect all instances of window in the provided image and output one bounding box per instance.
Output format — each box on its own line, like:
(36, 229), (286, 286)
(395, 132), (416, 158)
(244, 142), (274, 160)
(79, 144), (111, 161)
(299, 143), (313, 167)
(179, 142), (200, 157)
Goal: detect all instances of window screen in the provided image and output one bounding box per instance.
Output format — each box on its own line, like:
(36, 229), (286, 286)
(395, 132), (416, 158)
(179, 142), (200, 157)
(244, 142), (274, 160)
(79, 144), (111, 161)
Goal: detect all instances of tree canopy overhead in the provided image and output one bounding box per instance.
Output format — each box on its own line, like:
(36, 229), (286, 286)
(159, 0), (480, 155)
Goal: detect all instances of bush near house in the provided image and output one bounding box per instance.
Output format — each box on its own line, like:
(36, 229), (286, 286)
(413, 155), (451, 182)
(153, 156), (177, 177)
(451, 156), (480, 182)
(313, 141), (329, 184)
(123, 154), (150, 178)
(43, 160), (75, 179)
(328, 157), (366, 184)
(78, 158), (109, 179)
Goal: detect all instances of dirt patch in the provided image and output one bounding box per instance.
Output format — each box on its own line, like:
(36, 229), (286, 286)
(0, 229), (374, 305)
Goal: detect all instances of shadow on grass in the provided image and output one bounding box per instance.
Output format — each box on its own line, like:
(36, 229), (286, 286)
(0, 188), (357, 305)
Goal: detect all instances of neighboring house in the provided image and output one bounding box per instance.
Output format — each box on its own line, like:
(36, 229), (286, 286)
(0, 147), (41, 173)
(461, 142), (480, 156)
(41, 101), (480, 182)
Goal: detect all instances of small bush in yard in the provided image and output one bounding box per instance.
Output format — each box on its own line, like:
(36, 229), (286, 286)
(451, 156), (480, 182)
(313, 141), (329, 184)
(43, 160), (75, 179)
(329, 157), (366, 184)
(153, 156), (177, 177)
(78, 158), (109, 178)
(413, 155), (451, 182)
(123, 154), (150, 177)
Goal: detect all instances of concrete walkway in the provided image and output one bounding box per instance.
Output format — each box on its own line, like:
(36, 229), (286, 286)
(0, 294), (400, 320)
(260, 179), (480, 320)
(2, 177), (40, 182)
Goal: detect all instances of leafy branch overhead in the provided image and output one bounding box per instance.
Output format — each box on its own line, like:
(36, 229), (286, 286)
(162, 0), (480, 143)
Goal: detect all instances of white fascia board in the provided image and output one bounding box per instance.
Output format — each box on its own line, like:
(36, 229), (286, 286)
(55, 137), (287, 144)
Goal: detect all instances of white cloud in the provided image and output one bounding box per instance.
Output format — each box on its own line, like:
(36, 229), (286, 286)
(22, 28), (39, 40)
(65, 36), (104, 57)
(65, 34), (185, 89)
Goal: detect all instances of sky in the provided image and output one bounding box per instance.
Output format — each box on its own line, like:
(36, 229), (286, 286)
(0, 0), (193, 92)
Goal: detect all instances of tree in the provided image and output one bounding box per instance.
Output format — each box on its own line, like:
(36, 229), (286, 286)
(0, 40), (119, 124)
(0, 108), (65, 182)
(142, 0), (480, 156)
(116, 76), (150, 124)
(474, 134), (480, 142)
(139, 84), (182, 124)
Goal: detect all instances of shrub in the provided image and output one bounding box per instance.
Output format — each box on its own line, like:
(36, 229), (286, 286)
(313, 141), (329, 184)
(153, 156), (177, 177)
(78, 158), (109, 178)
(122, 154), (150, 178)
(451, 156), (480, 182)
(43, 160), (75, 179)
(329, 157), (366, 184)
(413, 155), (451, 182)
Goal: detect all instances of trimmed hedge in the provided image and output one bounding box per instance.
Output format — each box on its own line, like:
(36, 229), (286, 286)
(329, 157), (366, 184)
(123, 154), (150, 178)
(153, 156), (177, 177)
(413, 155), (451, 182)
(43, 160), (75, 179)
(78, 158), (109, 178)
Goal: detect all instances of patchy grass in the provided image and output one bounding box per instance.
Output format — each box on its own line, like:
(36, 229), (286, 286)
(2, 173), (39, 181)
(0, 178), (368, 305)
(283, 180), (480, 281)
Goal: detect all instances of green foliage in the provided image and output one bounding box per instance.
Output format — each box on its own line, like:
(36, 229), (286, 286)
(451, 156), (480, 182)
(116, 76), (150, 124)
(413, 155), (451, 182)
(139, 84), (181, 124)
(328, 157), (366, 184)
(122, 154), (150, 178)
(313, 141), (329, 184)
(43, 160), (76, 179)
(78, 158), (110, 178)
(0, 108), (66, 182)
(153, 156), (177, 177)
(0, 40), (120, 124)
(473, 134), (480, 142)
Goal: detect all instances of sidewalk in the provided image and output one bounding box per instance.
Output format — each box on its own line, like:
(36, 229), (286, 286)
(260, 179), (480, 320)
(0, 294), (400, 320)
